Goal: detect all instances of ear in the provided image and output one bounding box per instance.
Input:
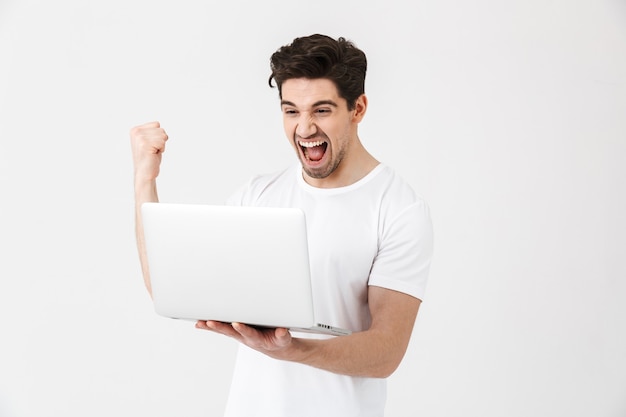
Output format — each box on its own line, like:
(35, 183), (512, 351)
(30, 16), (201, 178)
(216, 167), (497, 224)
(352, 94), (368, 123)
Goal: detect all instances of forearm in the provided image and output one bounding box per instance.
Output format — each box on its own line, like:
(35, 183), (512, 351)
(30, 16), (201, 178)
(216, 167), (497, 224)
(134, 179), (159, 296)
(286, 328), (407, 378)
(282, 287), (419, 378)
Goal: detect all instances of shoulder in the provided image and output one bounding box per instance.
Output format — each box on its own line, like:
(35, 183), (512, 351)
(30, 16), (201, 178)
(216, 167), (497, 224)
(226, 165), (298, 206)
(373, 165), (429, 215)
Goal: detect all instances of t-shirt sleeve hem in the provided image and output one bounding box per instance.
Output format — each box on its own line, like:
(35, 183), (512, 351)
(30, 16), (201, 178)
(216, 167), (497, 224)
(368, 276), (427, 301)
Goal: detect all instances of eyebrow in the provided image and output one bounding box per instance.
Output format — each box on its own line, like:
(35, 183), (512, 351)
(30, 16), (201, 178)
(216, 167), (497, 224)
(280, 100), (339, 108)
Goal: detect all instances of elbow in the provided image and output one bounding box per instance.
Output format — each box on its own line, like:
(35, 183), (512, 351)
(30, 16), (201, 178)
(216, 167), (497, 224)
(362, 335), (411, 378)
(371, 367), (396, 379)
(370, 357), (403, 379)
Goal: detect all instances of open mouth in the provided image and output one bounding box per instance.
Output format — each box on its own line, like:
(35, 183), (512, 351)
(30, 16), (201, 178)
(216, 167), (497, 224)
(299, 140), (328, 163)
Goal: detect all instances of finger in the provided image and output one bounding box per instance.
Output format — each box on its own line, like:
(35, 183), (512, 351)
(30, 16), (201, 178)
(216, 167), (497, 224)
(203, 321), (243, 339)
(136, 127), (168, 140)
(133, 136), (166, 156)
(148, 130), (168, 147)
(130, 121), (160, 136)
(231, 322), (254, 336)
(132, 127), (168, 153)
(195, 320), (224, 331)
(195, 320), (210, 330)
(232, 323), (274, 342)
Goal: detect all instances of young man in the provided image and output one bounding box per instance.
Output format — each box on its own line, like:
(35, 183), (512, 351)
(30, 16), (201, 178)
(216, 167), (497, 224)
(130, 34), (433, 416)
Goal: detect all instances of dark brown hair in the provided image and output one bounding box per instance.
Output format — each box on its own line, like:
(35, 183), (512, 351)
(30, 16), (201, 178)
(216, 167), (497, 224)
(269, 34), (367, 110)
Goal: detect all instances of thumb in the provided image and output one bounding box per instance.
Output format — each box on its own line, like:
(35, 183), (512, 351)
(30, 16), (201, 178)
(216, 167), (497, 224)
(275, 328), (292, 346)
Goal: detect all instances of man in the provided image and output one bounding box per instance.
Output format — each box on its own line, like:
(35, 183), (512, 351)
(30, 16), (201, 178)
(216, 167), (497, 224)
(130, 34), (433, 416)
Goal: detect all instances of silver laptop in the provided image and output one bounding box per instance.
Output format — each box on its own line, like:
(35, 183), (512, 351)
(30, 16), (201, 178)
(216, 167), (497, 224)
(141, 202), (351, 336)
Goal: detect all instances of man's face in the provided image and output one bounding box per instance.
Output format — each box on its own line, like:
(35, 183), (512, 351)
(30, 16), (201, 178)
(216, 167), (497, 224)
(280, 78), (362, 186)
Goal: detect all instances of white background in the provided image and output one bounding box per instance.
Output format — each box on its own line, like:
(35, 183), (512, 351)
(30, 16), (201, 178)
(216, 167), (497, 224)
(1, 1), (625, 416)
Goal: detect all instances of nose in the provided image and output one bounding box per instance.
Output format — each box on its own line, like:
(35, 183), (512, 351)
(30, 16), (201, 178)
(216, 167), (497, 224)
(295, 113), (318, 139)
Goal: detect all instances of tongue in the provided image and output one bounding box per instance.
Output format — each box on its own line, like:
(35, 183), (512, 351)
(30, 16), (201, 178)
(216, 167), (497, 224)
(306, 144), (325, 162)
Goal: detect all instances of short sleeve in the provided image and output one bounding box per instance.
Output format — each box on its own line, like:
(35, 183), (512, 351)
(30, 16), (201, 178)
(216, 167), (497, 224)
(368, 199), (434, 301)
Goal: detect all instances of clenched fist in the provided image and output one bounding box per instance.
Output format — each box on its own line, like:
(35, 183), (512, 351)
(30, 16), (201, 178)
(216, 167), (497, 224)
(130, 121), (169, 184)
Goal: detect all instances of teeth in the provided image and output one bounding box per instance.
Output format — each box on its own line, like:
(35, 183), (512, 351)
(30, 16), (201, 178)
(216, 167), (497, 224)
(299, 140), (325, 148)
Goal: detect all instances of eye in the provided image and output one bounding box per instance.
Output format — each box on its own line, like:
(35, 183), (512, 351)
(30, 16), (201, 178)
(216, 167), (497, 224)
(283, 108), (298, 116)
(315, 108), (332, 115)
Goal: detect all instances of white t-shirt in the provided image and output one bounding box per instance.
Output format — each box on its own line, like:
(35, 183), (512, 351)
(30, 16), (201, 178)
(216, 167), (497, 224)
(223, 164), (433, 417)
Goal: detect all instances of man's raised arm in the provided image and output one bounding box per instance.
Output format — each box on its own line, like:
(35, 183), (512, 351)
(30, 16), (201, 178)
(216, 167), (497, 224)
(129, 121), (169, 296)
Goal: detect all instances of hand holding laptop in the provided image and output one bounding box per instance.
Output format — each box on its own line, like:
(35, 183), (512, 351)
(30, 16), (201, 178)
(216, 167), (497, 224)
(196, 321), (293, 353)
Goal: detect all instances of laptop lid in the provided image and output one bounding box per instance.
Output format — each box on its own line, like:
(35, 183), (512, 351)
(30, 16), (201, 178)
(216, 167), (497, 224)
(141, 203), (350, 336)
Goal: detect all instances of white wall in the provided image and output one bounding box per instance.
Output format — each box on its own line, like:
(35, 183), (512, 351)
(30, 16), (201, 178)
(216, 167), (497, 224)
(0, 1), (624, 416)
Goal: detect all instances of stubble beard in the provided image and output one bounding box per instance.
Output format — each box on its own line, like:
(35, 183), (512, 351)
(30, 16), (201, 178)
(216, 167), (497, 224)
(298, 137), (347, 180)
